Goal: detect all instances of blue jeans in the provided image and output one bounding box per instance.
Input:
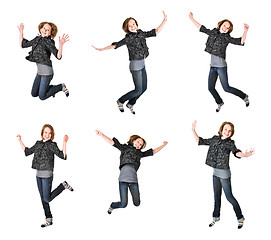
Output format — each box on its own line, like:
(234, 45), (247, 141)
(31, 74), (62, 100)
(118, 67), (147, 106)
(110, 182), (141, 209)
(212, 175), (244, 220)
(36, 176), (65, 218)
(208, 67), (247, 104)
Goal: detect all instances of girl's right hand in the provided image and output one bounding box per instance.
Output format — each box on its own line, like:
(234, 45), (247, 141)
(17, 135), (22, 141)
(192, 120), (197, 130)
(189, 12), (194, 20)
(17, 23), (24, 32)
(96, 130), (103, 136)
(92, 45), (102, 51)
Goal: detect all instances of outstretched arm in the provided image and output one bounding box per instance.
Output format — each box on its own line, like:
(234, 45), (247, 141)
(96, 130), (114, 145)
(236, 148), (254, 158)
(17, 23), (24, 47)
(192, 120), (199, 144)
(92, 44), (116, 51)
(62, 135), (69, 159)
(189, 12), (202, 30)
(57, 34), (70, 59)
(17, 135), (26, 151)
(153, 141), (168, 154)
(155, 11), (167, 34)
(241, 24), (249, 45)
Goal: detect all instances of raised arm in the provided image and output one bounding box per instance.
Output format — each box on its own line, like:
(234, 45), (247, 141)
(241, 24), (249, 45)
(155, 11), (167, 34)
(236, 148), (254, 158)
(96, 130), (114, 145)
(62, 135), (69, 159)
(92, 44), (116, 51)
(57, 34), (70, 59)
(153, 141), (168, 154)
(17, 135), (26, 151)
(189, 12), (202, 30)
(17, 23), (24, 47)
(192, 120), (199, 144)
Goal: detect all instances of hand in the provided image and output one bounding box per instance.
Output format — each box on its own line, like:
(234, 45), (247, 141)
(92, 45), (103, 51)
(244, 148), (254, 157)
(244, 23), (249, 32)
(63, 135), (69, 143)
(17, 135), (22, 141)
(17, 23), (24, 33)
(96, 130), (103, 136)
(162, 11), (167, 22)
(59, 34), (70, 46)
(163, 141), (168, 146)
(189, 12), (194, 20)
(192, 120), (197, 131)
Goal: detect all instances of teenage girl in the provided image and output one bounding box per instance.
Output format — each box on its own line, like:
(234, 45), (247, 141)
(92, 12), (167, 114)
(192, 120), (254, 229)
(96, 130), (167, 213)
(18, 22), (69, 100)
(17, 124), (74, 227)
(189, 12), (249, 112)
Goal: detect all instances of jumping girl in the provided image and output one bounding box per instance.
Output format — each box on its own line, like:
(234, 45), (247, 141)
(96, 130), (167, 213)
(192, 120), (254, 229)
(18, 22), (69, 100)
(189, 12), (249, 112)
(92, 11), (167, 114)
(17, 124), (73, 227)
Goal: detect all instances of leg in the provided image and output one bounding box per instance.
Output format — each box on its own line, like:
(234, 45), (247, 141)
(110, 182), (129, 210)
(129, 183), (141, 207)
(208, 67), (223, 104)
(42, 177), (65, 203)
(220, 177), (244, 221)
(217, 67), (247, 100)
(212, 175), (222, 220)
(38, 74), (62, 100)
(31, 74), (41, 97)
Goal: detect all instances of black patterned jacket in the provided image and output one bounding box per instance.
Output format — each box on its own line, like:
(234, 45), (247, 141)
(112, 29), (156, 61)
(22, 36), (60, 67)
(198, 135), (241, 169)
(25, 140), (66, 171)
(200, 25), (244, 59)
(112, 138), (153, 171)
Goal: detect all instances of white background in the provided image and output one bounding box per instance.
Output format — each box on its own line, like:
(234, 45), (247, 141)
(1, 0), (270, 239)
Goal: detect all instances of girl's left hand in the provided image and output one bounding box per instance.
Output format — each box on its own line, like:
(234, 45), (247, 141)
(162, 11), (167, 22)
(163, 141), (168, 146)
(244, 148), (254, 157)
(63, 135), (69, 142)
(244, 24), (249, 31)
(59, 34), (70, 45)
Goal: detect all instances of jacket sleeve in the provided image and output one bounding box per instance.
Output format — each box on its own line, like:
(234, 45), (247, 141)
(198, 136), (213, 146)
(50, 142), (66, 160)
(141, 148), (154, 158)
(199, 25), (213, 36)
(141, 29), (156, 38)
(24, 141), (38, 156)
(226, 35), (243, 46)
(21, 36), (38, 48)
(112, 137), (124, 151)
(44, 39), (60, 59)
(112, 37), (127, 49)
(229, 140), (242, 158)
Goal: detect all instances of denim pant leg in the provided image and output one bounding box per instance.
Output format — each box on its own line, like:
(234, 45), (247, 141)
(220, 177), (244, 220)
(31, 74), (42, 97)
(129, 183), (140, 206)
(217, 67), (247, 100)
(37, 74), (62, 100)
(212, 175), (222, 219)
(118, 67), (147, 105)
(110, 182), (129, 209)
(208, 67), (223, 104)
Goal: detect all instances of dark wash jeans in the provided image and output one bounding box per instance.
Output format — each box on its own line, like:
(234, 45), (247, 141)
(31, 74), (62, 100)
(110, 181), (140, 209)
(212, 175), (244, 220)
(36, 176), (65, 218)
(208, 67), (247, 104)
(118, 67), (147, 106)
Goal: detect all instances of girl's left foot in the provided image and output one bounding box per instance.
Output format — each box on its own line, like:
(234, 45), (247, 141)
(108, 207), (113, 214)
(117, 100), (124, 112)
(238, 218), (245, 229)
(62, 83), (69, 97)
(216, 102), (224, 112)
(244, 96), (249, 107)
(41, 218), (53, 228)
(126, 104), (135, 115)
(63, 181), (74, 191)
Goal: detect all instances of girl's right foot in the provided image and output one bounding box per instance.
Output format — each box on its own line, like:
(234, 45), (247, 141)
(244, 96), (249, 107)
(62, 83), (69, 97)
(62, 181), (74, 191)
(209, 217), (220, 227)
(126, 103), (135, 115)
(216, 102), (224, 112)
(107, 207), (113, 214)
(41, 218), (53, 228)
(116, 100), (124, 112)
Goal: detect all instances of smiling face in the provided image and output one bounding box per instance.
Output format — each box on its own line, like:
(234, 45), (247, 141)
(219, 21), (231, 33)
(133, 138), (144, 149)
(221, 124), (232, 139)
(128, 19), (138, 33)
(40, 23), (52, 37)
(42, 127), (52, 141)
